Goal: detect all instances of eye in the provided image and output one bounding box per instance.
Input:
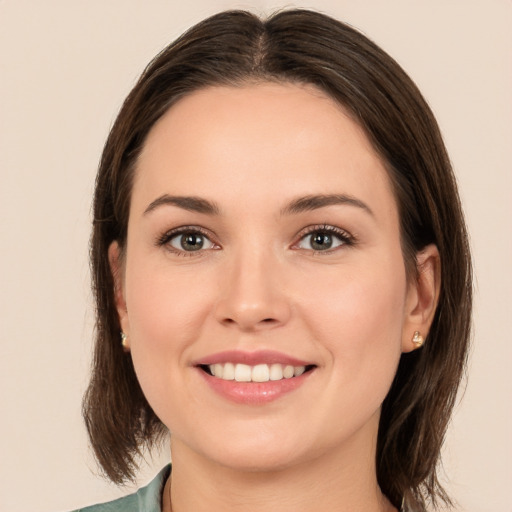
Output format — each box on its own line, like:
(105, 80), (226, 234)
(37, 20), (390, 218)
(169, 232), (214, 251)
(295, 225), (353, 252)
(158, 227), (217, 254)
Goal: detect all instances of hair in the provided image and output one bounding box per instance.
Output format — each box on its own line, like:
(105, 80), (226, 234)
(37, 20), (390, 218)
(83, 9), (472, 511)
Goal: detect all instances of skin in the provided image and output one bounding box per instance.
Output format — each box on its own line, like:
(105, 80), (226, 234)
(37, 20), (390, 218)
(110, 83), (440, 512)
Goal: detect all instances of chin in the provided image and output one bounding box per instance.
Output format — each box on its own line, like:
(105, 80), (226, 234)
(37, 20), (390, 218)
(172, 421), (311, 473)
(209, 447), (306, 474)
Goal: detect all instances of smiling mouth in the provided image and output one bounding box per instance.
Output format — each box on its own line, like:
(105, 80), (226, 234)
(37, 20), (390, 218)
(199, 363), (316, 383)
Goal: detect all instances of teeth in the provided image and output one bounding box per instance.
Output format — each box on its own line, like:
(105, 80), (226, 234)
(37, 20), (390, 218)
(234, 364), (252, 382)
(223, 362), (235, 380)
(269, 363), (283, 381)
(283, 365), (294, 379)
(213, 364), (224, 378)
(252, 364), (270, 382)
(294, 366), (305, 377)
(207, 363), (307, 382)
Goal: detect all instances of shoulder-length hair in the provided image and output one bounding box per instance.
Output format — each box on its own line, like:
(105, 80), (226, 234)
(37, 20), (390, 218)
(84, 9), (472, 511)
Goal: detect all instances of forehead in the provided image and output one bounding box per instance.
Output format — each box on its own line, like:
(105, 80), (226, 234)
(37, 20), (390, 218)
(133, 82), (396, 218)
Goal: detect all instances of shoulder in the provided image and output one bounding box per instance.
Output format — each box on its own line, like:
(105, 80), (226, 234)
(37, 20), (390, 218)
(71, 465), (171, 512)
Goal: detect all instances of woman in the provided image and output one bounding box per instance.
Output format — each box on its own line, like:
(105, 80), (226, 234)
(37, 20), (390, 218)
(79, 9), (471, 512)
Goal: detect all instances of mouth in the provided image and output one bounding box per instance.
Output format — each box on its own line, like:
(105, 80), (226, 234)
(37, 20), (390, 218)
(193, 350), (317, 404)
(199, 363), (316, 383)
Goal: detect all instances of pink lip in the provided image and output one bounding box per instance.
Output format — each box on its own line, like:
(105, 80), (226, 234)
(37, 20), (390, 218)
(193, 350), (316, 405)
(193, 349), (312, 367)
(196, 367), (313, 405)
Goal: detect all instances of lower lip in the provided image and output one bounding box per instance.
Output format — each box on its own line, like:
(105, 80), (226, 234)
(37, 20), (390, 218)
(197, 368), (313, 405)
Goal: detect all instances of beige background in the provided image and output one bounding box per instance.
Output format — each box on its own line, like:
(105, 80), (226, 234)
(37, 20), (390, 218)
(1, 1), (510, 511)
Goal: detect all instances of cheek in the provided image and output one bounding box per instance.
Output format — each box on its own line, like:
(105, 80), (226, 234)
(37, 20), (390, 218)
(122, 254), (214, 411)
(298, 257), (407, 393)
(126, 254), (210, 345)
(302, 259), (406, 335)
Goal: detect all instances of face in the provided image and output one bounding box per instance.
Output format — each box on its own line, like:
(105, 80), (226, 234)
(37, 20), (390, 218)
(112, 83), (432, 473)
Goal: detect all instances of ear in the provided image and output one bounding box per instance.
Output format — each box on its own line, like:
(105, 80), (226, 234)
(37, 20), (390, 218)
(402, 244), (441, 353)
(108, 241), (130, 349)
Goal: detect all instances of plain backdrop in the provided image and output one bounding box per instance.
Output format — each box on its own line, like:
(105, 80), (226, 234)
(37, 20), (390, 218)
(1, 1), (511, 511)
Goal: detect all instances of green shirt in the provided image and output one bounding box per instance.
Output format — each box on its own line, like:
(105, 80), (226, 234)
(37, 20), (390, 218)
(73, 465), (170, 512)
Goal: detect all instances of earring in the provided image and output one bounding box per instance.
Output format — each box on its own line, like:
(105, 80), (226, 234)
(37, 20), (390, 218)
(412, 331), (424, 348)
(120, 331), (129, 350)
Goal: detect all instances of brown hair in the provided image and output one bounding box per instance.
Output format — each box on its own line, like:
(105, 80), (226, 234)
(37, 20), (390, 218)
(83, 9), (472, 511)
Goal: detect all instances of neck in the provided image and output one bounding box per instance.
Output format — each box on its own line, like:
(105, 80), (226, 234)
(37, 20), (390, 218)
(163, 423), (396, 512)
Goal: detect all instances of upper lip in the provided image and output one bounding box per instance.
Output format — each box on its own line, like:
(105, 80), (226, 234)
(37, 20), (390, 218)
(193, 350), (314, 367)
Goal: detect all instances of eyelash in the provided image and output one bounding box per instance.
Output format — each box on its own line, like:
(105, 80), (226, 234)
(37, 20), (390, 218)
(293, 224), (355, 254)
(156, 223), (355, 256)
(156, 226), (218, 257)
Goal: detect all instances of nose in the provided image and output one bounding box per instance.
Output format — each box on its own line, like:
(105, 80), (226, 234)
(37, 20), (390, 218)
(214, 248), (292, 332)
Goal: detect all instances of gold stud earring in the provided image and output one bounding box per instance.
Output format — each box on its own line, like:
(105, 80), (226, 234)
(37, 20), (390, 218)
(412, 331), (424, 348)
(121, 331), (129, 351)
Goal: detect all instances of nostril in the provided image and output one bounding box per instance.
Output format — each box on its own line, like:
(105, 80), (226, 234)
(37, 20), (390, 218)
(219, 316), (281, 332)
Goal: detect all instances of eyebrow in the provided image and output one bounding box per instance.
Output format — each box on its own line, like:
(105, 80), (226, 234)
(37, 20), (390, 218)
(143, 193), (373, 217)
(281, 194), (374, 217)
(143, 194), (220, 215)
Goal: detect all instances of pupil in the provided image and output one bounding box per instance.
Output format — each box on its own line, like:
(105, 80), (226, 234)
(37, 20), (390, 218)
(182, 233), (204, 251)
(312, 233), (332, 250)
